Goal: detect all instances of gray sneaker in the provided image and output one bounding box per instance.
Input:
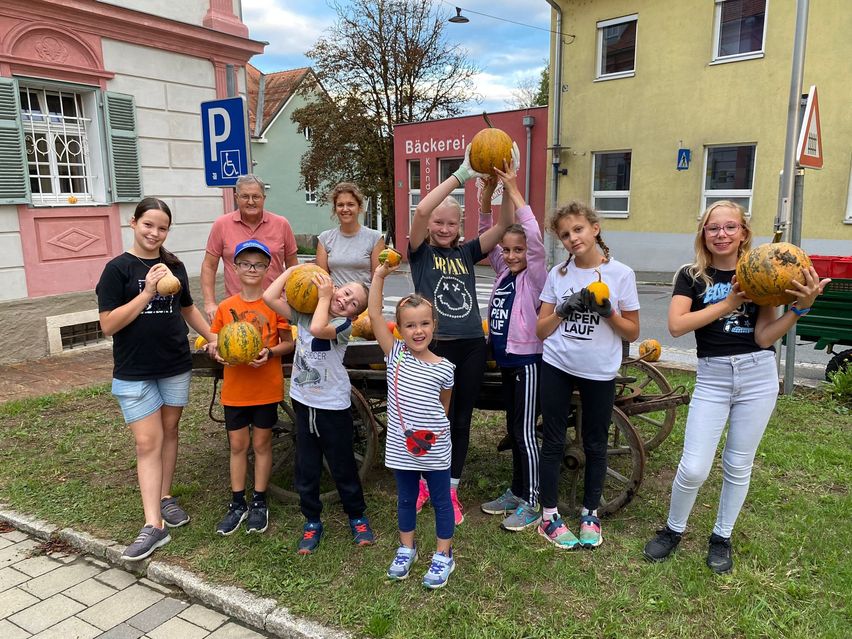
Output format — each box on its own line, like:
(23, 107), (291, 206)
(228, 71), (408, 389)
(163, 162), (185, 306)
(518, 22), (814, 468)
(480, 489), (522, 515)
(121, 525), (170, 561)
(501, 501), (542, 531)
(160, 497), (190, 527)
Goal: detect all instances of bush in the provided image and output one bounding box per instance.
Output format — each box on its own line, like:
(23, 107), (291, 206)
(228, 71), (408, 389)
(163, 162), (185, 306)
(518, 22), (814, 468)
(826, 366), (852, 405)
(297, 244), (317, 255)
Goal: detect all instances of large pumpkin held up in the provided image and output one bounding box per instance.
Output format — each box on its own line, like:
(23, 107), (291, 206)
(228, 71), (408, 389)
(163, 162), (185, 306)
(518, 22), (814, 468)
(736, 242), (812, 307)
(468, 112), (514, 176)
(285, 263), (328, 314)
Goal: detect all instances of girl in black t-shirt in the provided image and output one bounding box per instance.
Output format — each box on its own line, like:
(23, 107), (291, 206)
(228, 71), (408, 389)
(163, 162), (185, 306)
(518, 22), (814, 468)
(96, 198), (213, 562)
(643, 200), (828, 574)
(407, 144), (517, 524)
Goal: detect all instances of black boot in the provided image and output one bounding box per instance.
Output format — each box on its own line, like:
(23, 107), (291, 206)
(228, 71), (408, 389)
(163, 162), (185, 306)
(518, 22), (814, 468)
(643, 525), (682, 562)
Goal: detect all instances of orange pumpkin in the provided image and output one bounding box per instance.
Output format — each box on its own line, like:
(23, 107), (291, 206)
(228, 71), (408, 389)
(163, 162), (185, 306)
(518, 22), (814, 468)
(469, 127), (514, 176)
(156, 268), (182, 296)
(351, 314), (375, 340)
(378, 248), (402, 267)
(638, 338), (662, 362)
(194, 335), (208, 351)
(218, 309), (263, 365)
(736, 242), (812, 307)
(586, 269), (609, 305)
(285, 264), (328, 313)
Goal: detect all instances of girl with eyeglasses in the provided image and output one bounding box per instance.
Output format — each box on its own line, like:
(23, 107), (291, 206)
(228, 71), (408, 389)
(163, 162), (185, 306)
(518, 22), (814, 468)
(643, 200), (829, 574)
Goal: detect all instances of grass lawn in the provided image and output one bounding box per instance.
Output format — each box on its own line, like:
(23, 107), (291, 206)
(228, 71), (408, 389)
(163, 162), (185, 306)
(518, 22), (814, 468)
(0, 370), (849, 638)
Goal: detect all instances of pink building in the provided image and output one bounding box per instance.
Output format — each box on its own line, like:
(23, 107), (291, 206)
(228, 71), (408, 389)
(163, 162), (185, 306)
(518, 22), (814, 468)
(392, 107), (549, 256)
(0, 0), (262, 362)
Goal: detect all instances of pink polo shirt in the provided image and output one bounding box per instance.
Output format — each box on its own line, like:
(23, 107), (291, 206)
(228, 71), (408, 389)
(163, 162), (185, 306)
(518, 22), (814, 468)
(205, 209), (298, 296)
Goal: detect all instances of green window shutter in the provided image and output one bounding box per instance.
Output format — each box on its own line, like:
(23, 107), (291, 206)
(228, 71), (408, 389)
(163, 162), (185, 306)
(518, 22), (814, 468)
(104, 91), (142, 202)
(0, 77), (30, 205)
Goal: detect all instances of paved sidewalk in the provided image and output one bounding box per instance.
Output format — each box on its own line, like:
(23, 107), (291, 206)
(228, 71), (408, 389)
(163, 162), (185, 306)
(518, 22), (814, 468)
(0, 347), (113, 404)
(0, 527), (271, 639)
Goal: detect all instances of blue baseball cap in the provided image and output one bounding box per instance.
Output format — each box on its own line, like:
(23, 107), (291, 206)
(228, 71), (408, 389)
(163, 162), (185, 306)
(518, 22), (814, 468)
(234, 239), (271, 261)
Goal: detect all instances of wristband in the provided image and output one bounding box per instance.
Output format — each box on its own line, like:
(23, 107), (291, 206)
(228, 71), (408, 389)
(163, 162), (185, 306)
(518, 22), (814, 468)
(790, 306), (811, 317)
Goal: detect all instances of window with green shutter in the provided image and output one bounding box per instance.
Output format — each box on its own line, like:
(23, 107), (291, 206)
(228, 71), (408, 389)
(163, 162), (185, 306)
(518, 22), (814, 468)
(0, 77), (29, 205)
(104, 92), (141, 202)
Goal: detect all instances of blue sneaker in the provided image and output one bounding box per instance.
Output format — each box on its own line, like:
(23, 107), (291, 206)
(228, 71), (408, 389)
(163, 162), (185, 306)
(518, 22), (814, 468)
(501, 501), (542, 532)
(480, 488), (521, 515)
(349, 517), (375, 546)
(422, 551), (455, 589)
(579, 514), (603, 548)
(387, 545), (417, 580)
(297, 521), (323, 555)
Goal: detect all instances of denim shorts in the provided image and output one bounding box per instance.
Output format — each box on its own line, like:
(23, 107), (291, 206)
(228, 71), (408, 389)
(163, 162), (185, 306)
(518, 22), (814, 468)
(111, 371), (192, 424)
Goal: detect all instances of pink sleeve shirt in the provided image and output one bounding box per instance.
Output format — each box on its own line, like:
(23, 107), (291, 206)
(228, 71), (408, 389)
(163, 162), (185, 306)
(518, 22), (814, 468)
(205, 209), (298, 296)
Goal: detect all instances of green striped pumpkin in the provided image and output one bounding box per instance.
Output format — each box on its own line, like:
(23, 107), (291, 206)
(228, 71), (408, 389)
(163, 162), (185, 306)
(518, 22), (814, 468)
(218, 309), (263, 365)
(285, 263), (327, 313)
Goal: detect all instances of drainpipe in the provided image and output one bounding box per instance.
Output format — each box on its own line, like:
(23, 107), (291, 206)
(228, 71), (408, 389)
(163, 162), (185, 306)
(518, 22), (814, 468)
(254, 72), (266, 139)
(544, 0), (564, 267)
(522, 114), (535, 203)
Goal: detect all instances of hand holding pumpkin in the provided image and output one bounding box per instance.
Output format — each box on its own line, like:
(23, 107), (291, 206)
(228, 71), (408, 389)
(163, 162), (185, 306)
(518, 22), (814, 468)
(312, 272), (334, 300)
(142, 263), (169, 296)
(375, 259), (400, 279)
(555, 291), (587, 318)
(248, 347), (270, 368)
(585, 288), (613, 318)
(494, 160), (518, 194)
(786, 267), (830, 310)
(452, 143), (487, 185)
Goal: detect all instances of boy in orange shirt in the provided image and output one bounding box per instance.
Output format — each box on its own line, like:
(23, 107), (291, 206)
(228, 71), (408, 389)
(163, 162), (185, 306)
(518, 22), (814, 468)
(210, 240), (294, 534)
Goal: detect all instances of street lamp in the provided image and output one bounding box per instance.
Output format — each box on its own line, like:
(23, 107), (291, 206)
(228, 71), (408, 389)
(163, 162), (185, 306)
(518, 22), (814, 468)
(448, 7), (469, 23)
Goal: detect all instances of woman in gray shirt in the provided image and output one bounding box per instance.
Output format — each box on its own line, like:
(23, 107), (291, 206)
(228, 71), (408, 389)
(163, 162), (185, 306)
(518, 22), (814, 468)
(316, 182), (384, 287)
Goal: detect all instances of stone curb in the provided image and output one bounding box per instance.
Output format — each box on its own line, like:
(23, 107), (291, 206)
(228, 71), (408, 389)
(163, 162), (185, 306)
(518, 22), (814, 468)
(0, 507), (348, 639)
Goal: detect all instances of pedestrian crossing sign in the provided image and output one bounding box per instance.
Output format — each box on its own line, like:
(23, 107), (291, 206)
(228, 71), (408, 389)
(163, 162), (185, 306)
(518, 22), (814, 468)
(677, 148), (691, 171)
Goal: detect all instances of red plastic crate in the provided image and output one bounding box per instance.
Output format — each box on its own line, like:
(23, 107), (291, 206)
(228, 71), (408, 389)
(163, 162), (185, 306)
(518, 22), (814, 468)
(809, 255), (835, 278)
(830, 257), (852, 279)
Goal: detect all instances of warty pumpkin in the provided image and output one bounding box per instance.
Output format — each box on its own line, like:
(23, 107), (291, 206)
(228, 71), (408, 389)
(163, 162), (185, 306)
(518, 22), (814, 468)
(736, 242), (812, 307)
(378, 248), (402, 267)
(469, 127), (514, 176)
(638, 338), (662, 362)
(218, 309), (263, 365)
(285, 264), (328, 313)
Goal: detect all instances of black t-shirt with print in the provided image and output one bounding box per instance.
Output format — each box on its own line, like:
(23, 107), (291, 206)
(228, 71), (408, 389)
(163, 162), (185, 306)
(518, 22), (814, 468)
(672, 266), (772, 358)
(408, 239), (485, 339)
(96, 252), (194, 380)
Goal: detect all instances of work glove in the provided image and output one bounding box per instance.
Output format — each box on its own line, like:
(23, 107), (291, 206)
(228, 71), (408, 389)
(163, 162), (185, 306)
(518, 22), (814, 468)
(586, 289), (613, 318)
(555, 291), (588, 318)
(510, 141), (520, 172)
(452, 143), (488, 185)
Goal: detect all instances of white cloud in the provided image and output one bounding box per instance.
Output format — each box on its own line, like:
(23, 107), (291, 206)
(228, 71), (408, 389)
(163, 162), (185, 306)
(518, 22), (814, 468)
(242, 0), (330, 58)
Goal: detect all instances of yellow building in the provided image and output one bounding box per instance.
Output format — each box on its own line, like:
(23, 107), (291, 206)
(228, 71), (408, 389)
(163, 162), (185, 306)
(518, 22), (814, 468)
(544, 0), (851, 276)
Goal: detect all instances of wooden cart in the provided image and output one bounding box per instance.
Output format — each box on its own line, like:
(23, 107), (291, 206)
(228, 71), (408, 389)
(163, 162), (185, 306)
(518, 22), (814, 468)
(192, 342), (689, 516)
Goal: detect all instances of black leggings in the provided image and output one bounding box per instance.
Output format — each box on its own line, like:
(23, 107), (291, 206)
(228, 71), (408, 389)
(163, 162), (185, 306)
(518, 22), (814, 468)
(432, 337), (487, 480)
(539, 361), (615, 512)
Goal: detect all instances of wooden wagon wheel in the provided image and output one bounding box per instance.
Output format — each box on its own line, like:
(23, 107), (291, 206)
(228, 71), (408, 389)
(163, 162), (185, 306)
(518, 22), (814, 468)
(617, 358), (677, 452)
(263, 388), (379, 504)
(557, 405), (645, 517)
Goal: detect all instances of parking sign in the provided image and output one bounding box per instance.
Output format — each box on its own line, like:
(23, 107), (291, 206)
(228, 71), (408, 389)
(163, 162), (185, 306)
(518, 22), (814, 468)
(200, 96), (251, 187)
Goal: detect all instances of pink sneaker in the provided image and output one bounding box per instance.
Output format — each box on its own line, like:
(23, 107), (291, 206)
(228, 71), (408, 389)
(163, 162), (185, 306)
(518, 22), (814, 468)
(415, 479), (430, 514)
(450, 487), (465, 525)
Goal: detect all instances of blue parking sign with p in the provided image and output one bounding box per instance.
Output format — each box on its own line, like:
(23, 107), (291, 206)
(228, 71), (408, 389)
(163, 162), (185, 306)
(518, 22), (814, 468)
(201, 97), (250, 187)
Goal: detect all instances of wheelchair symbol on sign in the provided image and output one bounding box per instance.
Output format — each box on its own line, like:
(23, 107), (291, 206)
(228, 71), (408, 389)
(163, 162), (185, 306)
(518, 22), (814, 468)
(219, 150), (241, 178)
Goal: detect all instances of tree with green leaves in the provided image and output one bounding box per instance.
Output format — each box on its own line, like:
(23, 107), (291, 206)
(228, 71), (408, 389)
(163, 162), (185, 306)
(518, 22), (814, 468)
(291, 0), (478, 239)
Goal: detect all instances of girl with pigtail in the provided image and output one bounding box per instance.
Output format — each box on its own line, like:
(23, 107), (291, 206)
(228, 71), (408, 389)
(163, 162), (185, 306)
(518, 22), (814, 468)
(535, 201), (641, 550)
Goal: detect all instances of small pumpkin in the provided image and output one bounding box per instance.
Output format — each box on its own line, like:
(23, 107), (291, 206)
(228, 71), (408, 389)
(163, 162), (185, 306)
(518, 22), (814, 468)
(638, 338), (662, 362)
(486, 360), (498, 371)
(482, 319), (489, 335)
(218, 309), (263, 365)
(194, 335), (208, 351)
(586, 269), (609, 305)
(469, 118), (514, 176)
(285, 264), (328, 313)
(378, 248), (402, 267)
(156, 268), (182, 296)
(736, 242), (812, 307)
(351, 314), (375, 340)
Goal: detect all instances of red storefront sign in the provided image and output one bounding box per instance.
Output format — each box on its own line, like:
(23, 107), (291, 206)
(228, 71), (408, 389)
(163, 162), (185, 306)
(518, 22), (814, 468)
(392, 107), (548, 256)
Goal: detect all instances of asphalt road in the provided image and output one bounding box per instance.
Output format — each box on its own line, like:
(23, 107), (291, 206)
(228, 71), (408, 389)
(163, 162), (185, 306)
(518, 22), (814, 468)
(381, 265), (833, 385)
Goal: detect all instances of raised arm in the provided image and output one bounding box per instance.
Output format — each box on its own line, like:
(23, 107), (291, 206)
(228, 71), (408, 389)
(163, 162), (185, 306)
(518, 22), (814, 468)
(479, 149), (520, 254)
(308, 273), (339, 339)
(262, 265), (298, 320)
(409, 143), (485, 251)
(369, 262), (399, 355)
(369, 235), (386, 280)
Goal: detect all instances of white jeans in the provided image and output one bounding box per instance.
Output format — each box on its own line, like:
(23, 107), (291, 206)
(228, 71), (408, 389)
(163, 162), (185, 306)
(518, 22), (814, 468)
(667, 350), (778, 538)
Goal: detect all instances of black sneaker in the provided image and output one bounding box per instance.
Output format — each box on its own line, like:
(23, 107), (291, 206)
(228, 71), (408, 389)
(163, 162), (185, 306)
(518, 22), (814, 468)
(245, 501), (269, 534)
(707, 533), (733, 574)
(643, 525), (683, 562)
(216, 503), (248, 536)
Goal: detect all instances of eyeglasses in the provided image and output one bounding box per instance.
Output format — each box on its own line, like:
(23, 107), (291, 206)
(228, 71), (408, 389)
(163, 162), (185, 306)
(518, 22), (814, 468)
(703, 223), (742, 236)
(237, 194), (264, 202)
(235, 261), (269, 272)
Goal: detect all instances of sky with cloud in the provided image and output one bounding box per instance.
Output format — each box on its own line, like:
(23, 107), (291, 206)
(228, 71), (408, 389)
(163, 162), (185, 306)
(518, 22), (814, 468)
(241, 0), (552, 114)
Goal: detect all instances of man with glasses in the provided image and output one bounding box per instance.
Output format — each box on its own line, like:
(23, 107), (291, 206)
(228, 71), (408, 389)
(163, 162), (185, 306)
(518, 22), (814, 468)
(202, 175), (299, 322)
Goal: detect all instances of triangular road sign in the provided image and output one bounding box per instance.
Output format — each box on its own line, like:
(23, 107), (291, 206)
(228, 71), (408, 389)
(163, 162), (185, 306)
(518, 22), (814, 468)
(797, 85), (823, 169)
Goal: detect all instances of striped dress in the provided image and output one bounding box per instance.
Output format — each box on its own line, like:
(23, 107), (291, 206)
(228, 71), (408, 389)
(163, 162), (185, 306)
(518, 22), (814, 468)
(384, 340), (455, 471)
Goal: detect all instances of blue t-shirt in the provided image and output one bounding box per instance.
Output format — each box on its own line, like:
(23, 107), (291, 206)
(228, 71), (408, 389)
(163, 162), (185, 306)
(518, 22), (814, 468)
(489, 273), (541, 368)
